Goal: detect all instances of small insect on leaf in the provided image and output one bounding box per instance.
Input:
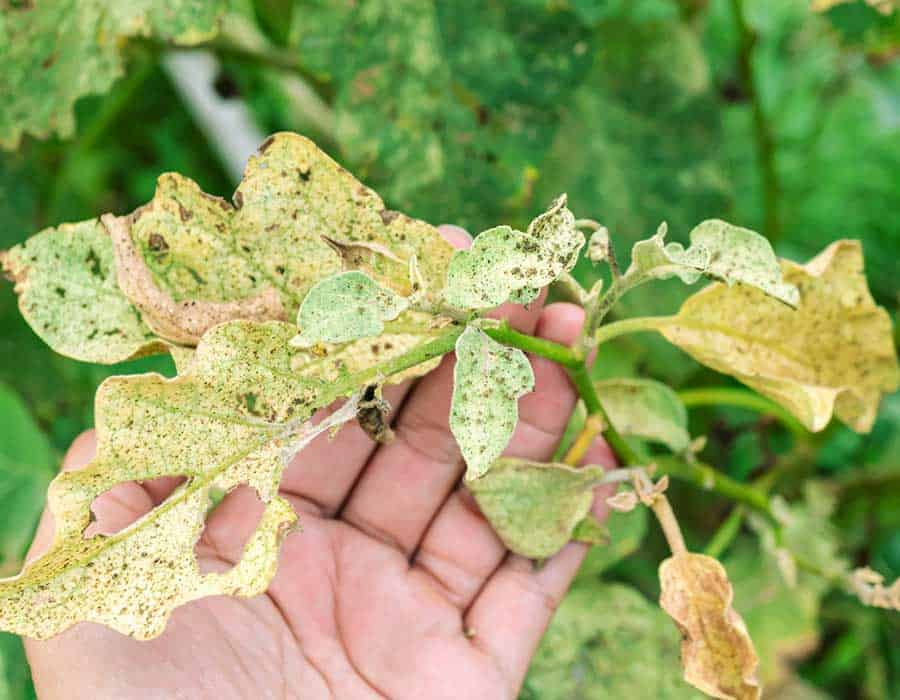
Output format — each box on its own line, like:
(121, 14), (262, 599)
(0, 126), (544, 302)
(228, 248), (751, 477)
(450, 327), (534, 479)
(290, 271), (409, 348)
(659, 552), (762, 700)
(467, 458), (606, 559)
(443, 195), (584, 309)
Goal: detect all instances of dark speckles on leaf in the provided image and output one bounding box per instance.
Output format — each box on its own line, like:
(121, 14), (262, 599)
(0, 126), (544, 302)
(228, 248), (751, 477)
(298, 167), (311, 182)
(148, 234), (169, 253)
(177, 204), (193, 222)
(380, 209), (400, 225)
(258, 135), (275, 153)
(85, 247), (102, 277)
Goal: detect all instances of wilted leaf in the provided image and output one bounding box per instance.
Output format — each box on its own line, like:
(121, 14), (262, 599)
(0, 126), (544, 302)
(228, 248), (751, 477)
(443, 195), (584, 309)
(291, 271), (409, 348)
(450, 327), (534, 479)
(467, 458), (604, 559)
(0, 384), (55, 576)
(0, 319), (461, 640)
(626, 220), (799, 306)
(0, 1), (226, 148)
(596, 378), (690, 452)
(1, 219), (166, 364)
(659, 552), (761, 700)
(524, 583), (702, 699)
(652, 241), (899, 432)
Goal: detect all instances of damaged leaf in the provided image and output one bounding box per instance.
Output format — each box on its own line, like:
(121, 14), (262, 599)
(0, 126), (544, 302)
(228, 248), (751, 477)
(0, 319), (461, 639)
(291, 271), (409, 348)
(653, 241), (899, 432)
(659, 552), (762, 700)
(596, 378), (690, 453)
(0, 0), (226, 148)
(467, 458), (605, 559)
(1, 219), (166, 364)
(443, 195), (584, 309)
(451, 327), (534, 479)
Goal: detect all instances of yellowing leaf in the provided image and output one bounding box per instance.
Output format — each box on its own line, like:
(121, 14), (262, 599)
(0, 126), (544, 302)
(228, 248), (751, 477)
(1, 219), (166, 363)
(104, 133), (454, 345)
(626, 220), (799, 306)
(0, 319), (462, 640)
(596, 378), (690, 452)
(653, 241), (899, 432)
(467, 458), (604, 559)
(443, 195), (584, 309)
(659, 552), (762, 700)
(290, 271), (409, 348)
(0, 1), (226, 148)
(451, 327), (534, 479)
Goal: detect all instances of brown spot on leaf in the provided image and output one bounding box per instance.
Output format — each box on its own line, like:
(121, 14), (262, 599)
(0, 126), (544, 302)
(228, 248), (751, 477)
(380, 209), (400, 225)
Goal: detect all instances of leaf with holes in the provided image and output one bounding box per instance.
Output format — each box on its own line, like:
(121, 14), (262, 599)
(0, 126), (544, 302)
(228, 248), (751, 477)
(0, 0), (226, 148)
(467, 458), (605, 559)
(450, 327), (534, 479)
(443, 195), (584, 310)
(596, 378), (690, 453)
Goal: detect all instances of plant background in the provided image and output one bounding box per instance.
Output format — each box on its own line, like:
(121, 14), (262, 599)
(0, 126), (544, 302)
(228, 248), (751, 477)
(1, 0), (898, 697)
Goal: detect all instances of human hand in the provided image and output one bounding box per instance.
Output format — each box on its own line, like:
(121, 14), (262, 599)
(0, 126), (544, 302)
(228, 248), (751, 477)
(24, 226), (615, 700)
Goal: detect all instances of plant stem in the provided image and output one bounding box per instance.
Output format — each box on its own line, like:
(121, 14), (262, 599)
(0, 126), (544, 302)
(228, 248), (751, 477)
(704, 506), (745, 558)
(562, 414), (604, 465)
(548, 273), (587, 306)
(593, 315), (673, 345)
(481, 323), (582, 368)
(678, 386), (806, 438)
(652, 495), (688, 555)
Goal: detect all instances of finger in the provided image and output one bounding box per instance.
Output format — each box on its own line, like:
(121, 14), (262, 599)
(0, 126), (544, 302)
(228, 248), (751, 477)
(464, 438), (617, 693)
(339, 293), (548, 555)
(411, 304), (588, 608)
(277, 224), (472, 516)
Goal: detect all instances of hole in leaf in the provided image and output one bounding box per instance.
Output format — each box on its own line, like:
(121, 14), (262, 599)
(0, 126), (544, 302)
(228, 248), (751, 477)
(194, 484), (265, 575)
(84, 475), (188, 538)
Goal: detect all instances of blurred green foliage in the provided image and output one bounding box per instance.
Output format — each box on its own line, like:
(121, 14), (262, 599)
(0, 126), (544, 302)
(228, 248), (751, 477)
(0, 0), (898, 697)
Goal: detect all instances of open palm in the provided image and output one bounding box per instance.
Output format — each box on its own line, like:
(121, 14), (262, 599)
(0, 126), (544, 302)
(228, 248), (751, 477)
(25, 229), (613, 700)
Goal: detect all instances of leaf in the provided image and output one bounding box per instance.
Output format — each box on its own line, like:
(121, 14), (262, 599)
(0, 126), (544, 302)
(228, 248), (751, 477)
(626, 220), (799, 306)
(443, 195), (584, 309)
(659, 552), (762, 700)
(0, 0), (226, 148)
(573, 507), (648, 586)
(0, 384), (55, 577)
(450, 327), (534, 479)
(653, 241), (899, 432)
(290, 271), (409, 348)
(1, 219), (166, 364)
(524, 583), (703, 699)
(0, 319), (461, 640)
(467, 458), (604, 559)
(103, 133), (454, 345)
(596, 378), (690, 452)
(0, 631), (35, 700)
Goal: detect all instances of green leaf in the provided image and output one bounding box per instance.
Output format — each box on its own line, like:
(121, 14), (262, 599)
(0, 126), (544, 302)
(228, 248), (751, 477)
(1, 220), (166, 364)
(0, 384), (55, 576)
(0, 0), (226, 148)
(0, 631), (35, 700)
(574, 507), (648, 586)
(467, 458), (604, 559)
(450, 327), (534, 479)
(652, 241), (899, 432)
(291, 271), (409, 348)
(595, 378), (690, 452)
(443, 195), (584, 310)
(523, 583), (703, 699)
(626, 220), (799, 306)
(0, 319), (462, 640)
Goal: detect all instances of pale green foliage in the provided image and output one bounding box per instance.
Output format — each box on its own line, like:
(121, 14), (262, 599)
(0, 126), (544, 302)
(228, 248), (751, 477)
(0, 0), (226, 148)
(523, 584), (702, 699)
(596, 378), (690, 453)
(291, 271), (409, 348)
(574, 507), (648, 585)
(450, 327), (534, 479)
(585, 226), (612, 263)
(625, 220), (799, 306)
(467, 458), (605, 559)
(444, 195), (584, 309)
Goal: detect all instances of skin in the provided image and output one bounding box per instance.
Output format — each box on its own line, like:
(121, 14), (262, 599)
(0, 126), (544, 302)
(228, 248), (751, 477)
(24, 226), (615, 700)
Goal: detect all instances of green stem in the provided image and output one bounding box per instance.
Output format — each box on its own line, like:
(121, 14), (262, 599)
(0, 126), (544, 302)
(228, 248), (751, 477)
(353, 324), (464, 389)
(704, 506), (745, 558)
(481, 323), (582, 368)
(594, 315), (673, 345)
(678, 387), (806, 438)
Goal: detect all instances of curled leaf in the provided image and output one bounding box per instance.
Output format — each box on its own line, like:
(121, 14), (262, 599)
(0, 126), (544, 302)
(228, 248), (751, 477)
(290, 271), (409, 348)
(1, 219), (165, 363)
(627, 222), (710, 285)
(596, 378), (690, 452)
(451, 327), (534, 479)
(659, 552), (762, 700)
(467, 458), (604, 559)
(655, 241), (899, 432)
(443, 195), (584, 309)
(585, 225), (612, 263)
(848, 567), (900, 610)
